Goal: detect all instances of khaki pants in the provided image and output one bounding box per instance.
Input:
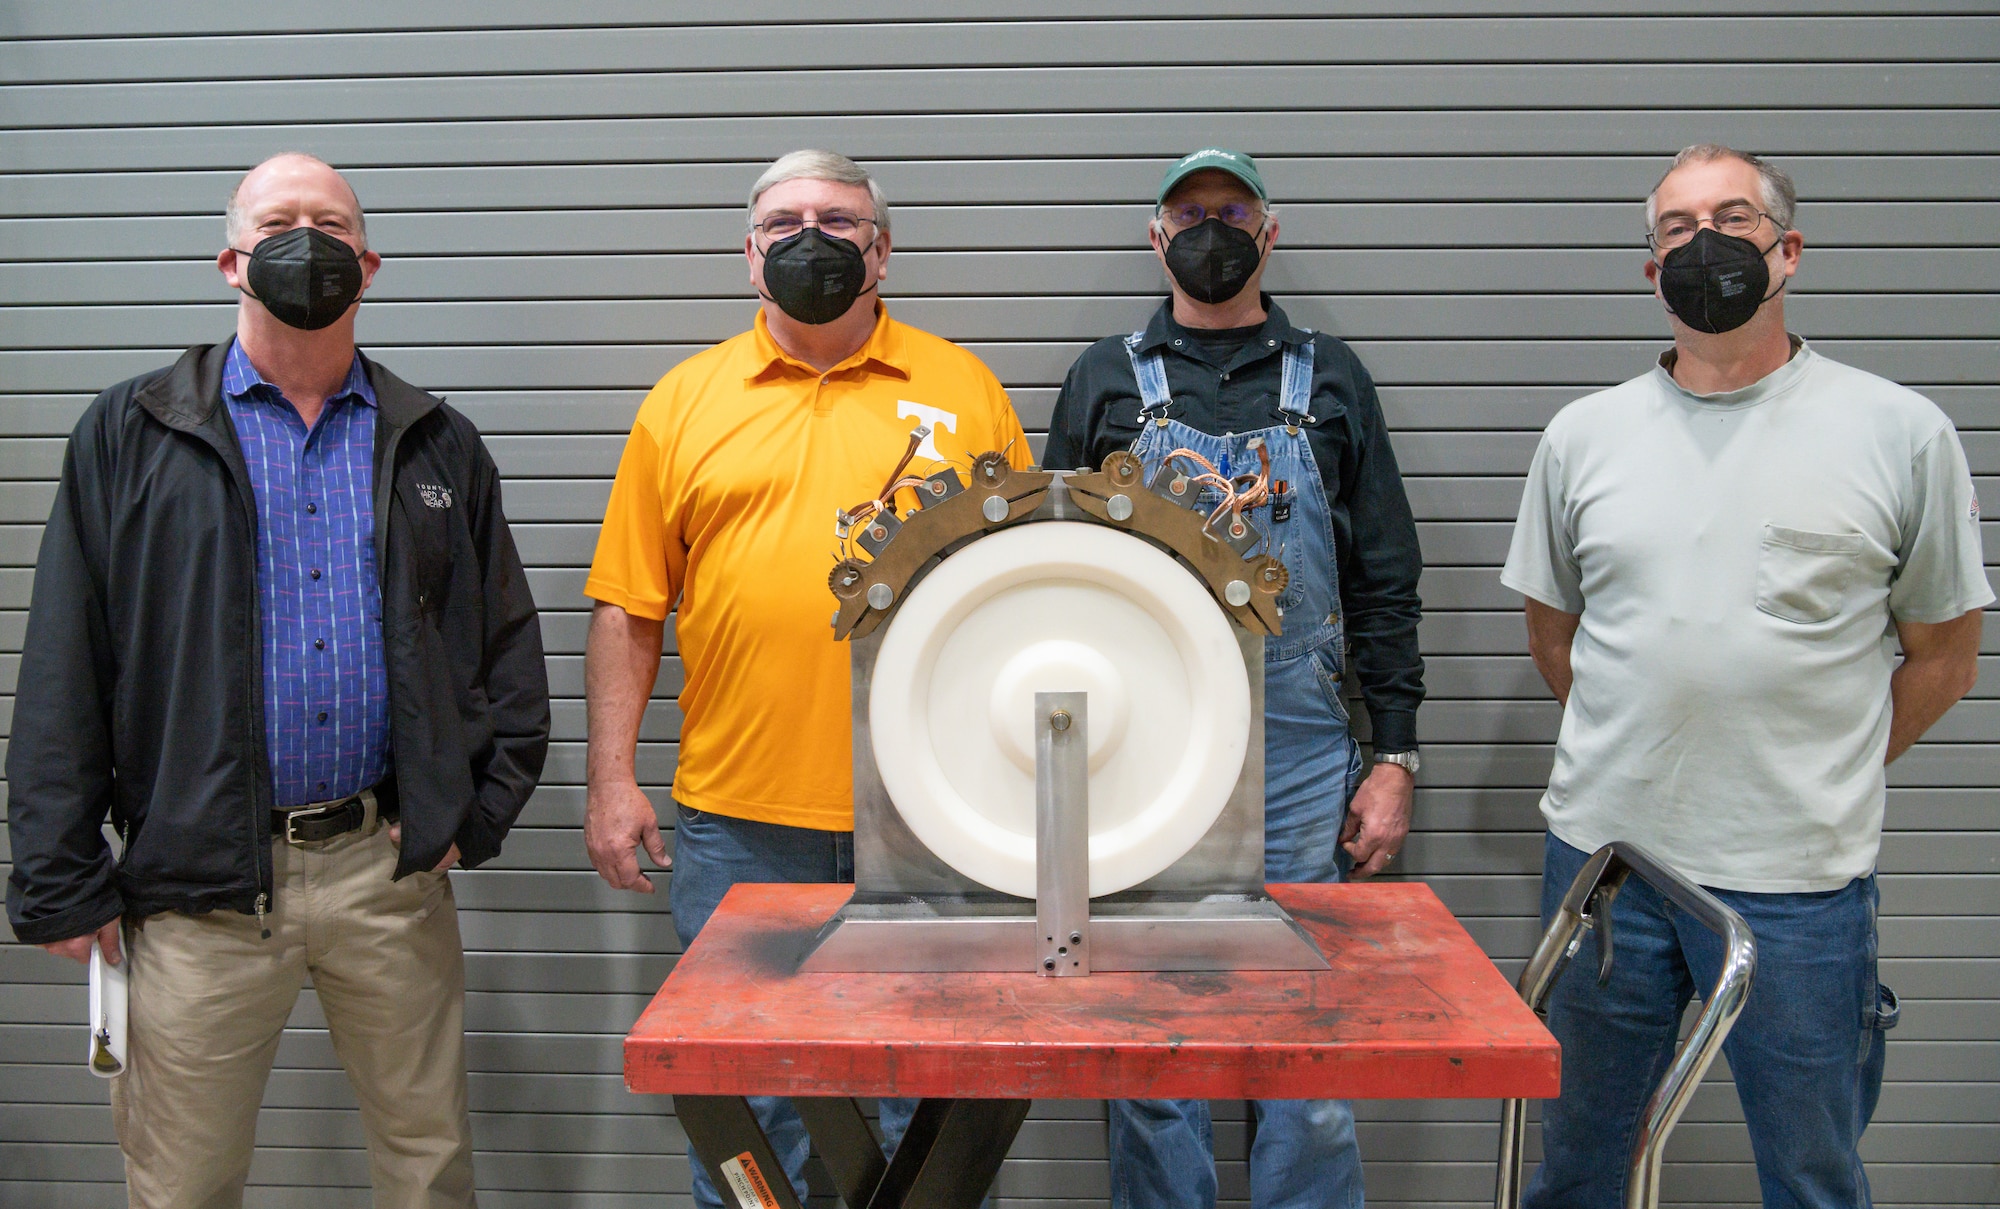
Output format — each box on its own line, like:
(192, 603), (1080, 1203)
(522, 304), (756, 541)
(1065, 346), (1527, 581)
(112, 796), (476, 1209)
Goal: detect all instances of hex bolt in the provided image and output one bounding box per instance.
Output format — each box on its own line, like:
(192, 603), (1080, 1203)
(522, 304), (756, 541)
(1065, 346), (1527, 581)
(982, 494), (1010, 522)
(1107, 493), (1134, 521)
(1049, 709), (1072, 732)
(866, 583), (895, 610)
(1225, 579), (1251, 606)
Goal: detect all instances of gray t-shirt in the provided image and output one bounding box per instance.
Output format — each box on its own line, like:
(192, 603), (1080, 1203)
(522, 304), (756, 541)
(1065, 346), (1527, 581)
(1502, 343), (1991, 892)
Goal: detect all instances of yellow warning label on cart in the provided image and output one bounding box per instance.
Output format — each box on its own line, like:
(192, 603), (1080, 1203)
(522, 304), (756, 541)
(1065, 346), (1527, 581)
(719, 1151), (782, 1209)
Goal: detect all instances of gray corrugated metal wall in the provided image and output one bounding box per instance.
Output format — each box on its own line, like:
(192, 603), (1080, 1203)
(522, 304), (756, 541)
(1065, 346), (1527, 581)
(1, 4), (1993, 1206)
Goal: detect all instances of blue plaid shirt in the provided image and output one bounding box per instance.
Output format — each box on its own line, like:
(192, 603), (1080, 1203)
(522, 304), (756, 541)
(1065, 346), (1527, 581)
(223, 339), (391, 806)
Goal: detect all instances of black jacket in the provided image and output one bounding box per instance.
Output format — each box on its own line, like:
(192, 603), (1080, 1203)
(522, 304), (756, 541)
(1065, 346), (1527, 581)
(6, 343), (550, 946)
(1044, 298), (1425, 752)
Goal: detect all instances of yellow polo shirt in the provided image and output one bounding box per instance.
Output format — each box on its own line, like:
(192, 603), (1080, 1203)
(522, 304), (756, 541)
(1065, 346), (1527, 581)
(586, 306), (1031, 830)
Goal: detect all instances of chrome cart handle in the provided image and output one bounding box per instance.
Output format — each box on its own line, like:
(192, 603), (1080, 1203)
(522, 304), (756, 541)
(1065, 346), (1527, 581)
(1495, 841), (1757, 1209)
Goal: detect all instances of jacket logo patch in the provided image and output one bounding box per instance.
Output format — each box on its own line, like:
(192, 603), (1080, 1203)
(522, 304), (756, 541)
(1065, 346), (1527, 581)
(417, 483), (453, 510)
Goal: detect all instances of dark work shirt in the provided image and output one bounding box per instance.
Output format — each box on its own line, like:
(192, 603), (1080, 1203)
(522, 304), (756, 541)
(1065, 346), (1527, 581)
(1043, 297), (1424, 751)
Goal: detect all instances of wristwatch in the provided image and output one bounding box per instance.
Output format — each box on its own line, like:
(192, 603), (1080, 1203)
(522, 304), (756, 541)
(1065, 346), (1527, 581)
(1375, 749), (1421, 777)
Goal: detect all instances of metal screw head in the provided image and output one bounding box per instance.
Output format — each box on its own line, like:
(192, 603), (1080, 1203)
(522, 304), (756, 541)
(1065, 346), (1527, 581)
(1107, 493), (1134, 521)
(1070, 931), (1083, 944)
(1224, 579), (1251, 606)
(982, 494), (1010, 522)
(1049, 709), (1072, 732)
(1043, 958), (1057, 971)
(866, 583), (894, 610)
(928, 479), (945, 496)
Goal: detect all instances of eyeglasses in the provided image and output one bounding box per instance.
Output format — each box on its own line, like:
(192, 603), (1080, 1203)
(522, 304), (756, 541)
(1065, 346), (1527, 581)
(1158, 200), (1266, 232)
(1648, 204), (1781, 250)
(752, 212), (878, 243)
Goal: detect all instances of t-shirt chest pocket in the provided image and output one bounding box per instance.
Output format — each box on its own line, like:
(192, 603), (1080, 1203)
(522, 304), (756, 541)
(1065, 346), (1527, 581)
(1755, 524), (1869, 624)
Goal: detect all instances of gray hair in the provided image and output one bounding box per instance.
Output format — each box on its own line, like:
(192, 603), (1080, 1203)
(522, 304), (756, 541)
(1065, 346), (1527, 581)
(224, 152), (369, 249)
(1645, 144), (1797, 233)
(748, 150), (891, 234)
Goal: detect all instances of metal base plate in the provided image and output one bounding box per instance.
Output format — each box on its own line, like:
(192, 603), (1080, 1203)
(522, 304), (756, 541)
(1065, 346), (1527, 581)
(798, 894), (1330, 973)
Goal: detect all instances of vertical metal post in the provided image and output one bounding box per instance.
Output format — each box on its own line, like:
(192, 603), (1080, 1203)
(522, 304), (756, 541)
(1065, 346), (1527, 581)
(1035, 691), (1089, 976)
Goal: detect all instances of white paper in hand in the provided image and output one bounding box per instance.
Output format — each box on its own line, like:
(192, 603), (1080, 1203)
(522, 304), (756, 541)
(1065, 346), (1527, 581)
(87, 938), (127, 1078)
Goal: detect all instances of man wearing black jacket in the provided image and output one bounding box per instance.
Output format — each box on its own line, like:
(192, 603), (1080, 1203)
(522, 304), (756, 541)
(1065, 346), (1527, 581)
(5, 153), (549, 1208)
(1044, 149), (1424, 1209)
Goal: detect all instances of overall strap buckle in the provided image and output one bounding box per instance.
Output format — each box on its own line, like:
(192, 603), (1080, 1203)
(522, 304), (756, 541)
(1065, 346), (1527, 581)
(1278, 333), (1316, 427)
(1123, 330), (1174, 419)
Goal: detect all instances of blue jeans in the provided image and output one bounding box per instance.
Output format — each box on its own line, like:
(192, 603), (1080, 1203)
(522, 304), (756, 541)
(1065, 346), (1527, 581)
(1526, 833), (1898, 1209)
(668, 803), (935, 1209)
(1107, 667), (1367, 1209)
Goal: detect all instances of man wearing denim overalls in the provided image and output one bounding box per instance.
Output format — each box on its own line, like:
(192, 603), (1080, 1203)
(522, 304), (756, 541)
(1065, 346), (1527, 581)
(1044, 149), (1426, 1209)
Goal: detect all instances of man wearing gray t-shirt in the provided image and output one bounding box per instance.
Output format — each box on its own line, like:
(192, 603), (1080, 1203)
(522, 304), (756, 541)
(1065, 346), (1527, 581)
(1501, 145), (1989, 1209)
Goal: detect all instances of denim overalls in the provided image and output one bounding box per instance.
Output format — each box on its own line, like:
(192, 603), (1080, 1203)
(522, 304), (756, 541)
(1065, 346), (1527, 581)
(1108, 331), (1366, 1209)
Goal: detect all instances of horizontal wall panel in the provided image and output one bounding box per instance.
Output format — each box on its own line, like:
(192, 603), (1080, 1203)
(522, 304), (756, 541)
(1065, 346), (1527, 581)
(5, 200), (1996, 261)
(5, 155), (1996, 220)
(6, 110), (1998, 175)
(12, 65), (1999, 130)
(15, 1), (2000, 37)
(9, 18), (2000, 82)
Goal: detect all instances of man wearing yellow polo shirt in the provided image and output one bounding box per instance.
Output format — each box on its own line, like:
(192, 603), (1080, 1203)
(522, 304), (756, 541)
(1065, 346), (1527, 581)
(583, 149), (1030, 1208)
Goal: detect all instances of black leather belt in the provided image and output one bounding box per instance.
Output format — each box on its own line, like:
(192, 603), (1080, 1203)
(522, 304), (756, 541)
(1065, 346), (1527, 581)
(272, 776), (397, 845)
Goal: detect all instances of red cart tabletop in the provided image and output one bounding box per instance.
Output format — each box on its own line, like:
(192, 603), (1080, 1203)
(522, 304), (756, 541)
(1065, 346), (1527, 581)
(625, 882), (1559, 1102)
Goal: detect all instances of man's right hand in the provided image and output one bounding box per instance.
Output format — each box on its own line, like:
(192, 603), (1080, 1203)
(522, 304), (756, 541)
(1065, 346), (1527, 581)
(42, 917), (123, 966)
(585, 779), (671, 893)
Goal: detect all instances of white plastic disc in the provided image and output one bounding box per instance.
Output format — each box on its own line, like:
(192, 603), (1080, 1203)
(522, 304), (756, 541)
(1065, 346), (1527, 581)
(869, 522), (1251, 898)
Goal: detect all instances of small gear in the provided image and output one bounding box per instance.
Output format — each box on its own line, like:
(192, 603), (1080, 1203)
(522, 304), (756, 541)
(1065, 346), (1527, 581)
(1253, 556), (1289, 597)
(828, 559), (869, 599)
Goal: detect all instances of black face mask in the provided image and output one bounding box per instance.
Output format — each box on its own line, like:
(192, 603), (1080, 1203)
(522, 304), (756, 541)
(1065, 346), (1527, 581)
(234, 226), (365, 331)
(760, 228), (876, 325)
(1657, 227), (1785, 334)
(1162, 218), (1266, 305)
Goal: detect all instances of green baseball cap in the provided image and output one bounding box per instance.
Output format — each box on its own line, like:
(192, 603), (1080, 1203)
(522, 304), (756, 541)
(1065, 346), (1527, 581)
(1156, 148), (1267, 205)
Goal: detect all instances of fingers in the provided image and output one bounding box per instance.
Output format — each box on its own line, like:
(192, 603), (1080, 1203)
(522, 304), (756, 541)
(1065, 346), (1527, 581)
(587, 831), (650, 893)
(98, 919), (124, 966)
(1341, 809), (1404, 880)
(585, 785), (662, 894)
(432, 843), (462, 874)
(1349, 842), (1398, 880)
(387, 821), (402, 846)
(642, 818), (672, 870)
(42, 936), (94, 964)
(1347, 819), (1408, 879)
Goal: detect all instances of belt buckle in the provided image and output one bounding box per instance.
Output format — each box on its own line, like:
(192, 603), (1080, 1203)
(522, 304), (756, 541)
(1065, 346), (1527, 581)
(283, 800), (349, 846)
